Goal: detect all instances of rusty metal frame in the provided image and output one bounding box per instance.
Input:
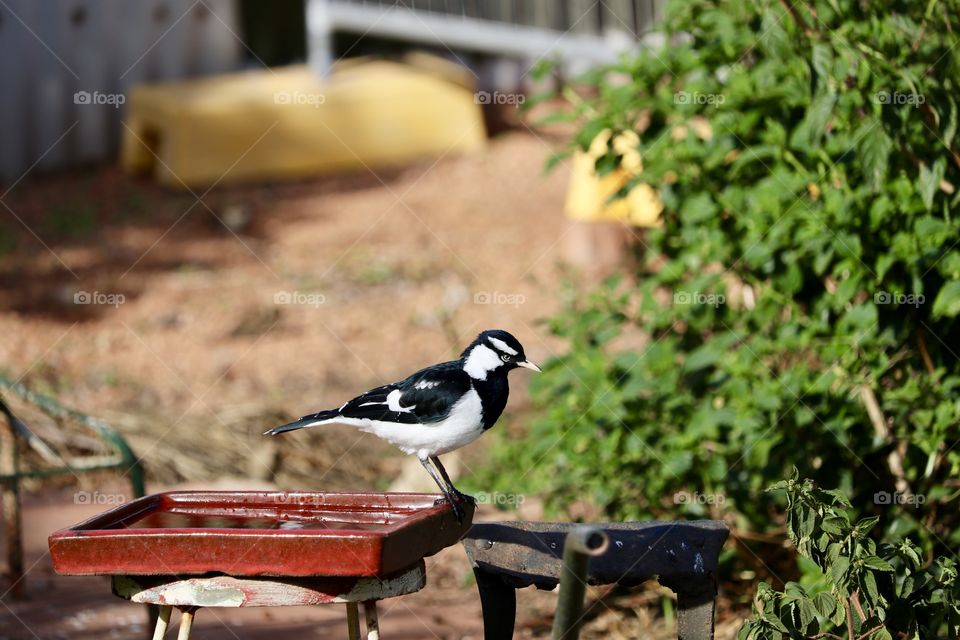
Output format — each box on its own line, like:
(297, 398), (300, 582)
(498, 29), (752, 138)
(462, 520), (729, 640)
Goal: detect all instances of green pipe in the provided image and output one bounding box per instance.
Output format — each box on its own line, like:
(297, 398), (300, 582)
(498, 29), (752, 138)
(0, 377), (146, 498)
(0, 463), (128, 480)
(551, 526), (610, 640)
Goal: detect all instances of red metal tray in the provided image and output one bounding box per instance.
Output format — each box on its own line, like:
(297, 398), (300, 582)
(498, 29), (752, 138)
(49, 491), (473, 577)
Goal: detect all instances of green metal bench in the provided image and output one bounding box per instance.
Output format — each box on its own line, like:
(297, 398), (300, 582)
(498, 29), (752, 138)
(0, 376), (145, 598)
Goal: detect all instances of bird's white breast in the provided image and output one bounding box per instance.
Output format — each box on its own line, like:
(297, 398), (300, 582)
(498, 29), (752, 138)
(339, 387), (485, 458)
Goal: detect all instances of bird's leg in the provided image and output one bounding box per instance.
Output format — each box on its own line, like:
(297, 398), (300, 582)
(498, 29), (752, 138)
(419, 456), (465, 523)
(430, 456), (475, 505)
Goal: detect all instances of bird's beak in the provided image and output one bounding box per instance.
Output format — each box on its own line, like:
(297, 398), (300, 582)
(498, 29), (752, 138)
(517, 359), (542, 372)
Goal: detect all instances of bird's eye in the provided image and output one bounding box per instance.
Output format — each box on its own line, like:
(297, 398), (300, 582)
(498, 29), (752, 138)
(500, 354), (510, 362)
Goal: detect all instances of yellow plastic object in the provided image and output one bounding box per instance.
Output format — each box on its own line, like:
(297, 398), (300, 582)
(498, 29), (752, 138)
(122, 61), (486, 188)
(564, 129), (663, 228)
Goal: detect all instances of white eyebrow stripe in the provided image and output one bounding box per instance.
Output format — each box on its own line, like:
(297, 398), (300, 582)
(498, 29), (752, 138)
(488, 337), (518, 355)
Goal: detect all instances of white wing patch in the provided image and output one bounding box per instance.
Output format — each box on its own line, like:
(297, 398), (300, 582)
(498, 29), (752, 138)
(488, 337), (518, 355)
(414, 379), (440, 390)
(386, 388), (413, 413)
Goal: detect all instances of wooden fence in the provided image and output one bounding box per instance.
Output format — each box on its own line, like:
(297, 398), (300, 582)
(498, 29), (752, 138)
(0, 0), (663, 183)
(0, 0), (241, 182)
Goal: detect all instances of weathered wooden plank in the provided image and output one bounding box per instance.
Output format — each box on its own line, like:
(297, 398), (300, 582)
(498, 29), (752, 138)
(112, 561), (427, 607)
(567, 0), (597, 34)
(29, 0), (74, 172)
(0, 0), (27, 182)
(69, 0), (114, 163)
(189, 0), (241, 76)
(602, 0), (635, 36)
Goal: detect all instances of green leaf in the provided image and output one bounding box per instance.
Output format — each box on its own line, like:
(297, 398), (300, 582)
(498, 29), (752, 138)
(856, 516), (880, 535)
(932, 280), (960, 318)
(813, 592), (837, 617)
(861, 570), (881, 605)
(811, 43), (834, 85)
(830, 556), (851, 583)
(821, 515), (847, 535)
(862, 555), (895, 572)
(680, 192), (719, 224)
(858, 121), (892, 191)
(830, 596), (848, 626)
(575, 119), (607, 150)
(684, 343), (721, 372)
(796, 598), (817, 630)
(917, 158), (946, 211)
(807, 91), (837, 146)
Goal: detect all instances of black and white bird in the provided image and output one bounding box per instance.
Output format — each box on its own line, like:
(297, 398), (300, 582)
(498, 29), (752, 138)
(264, 329), (540, 522)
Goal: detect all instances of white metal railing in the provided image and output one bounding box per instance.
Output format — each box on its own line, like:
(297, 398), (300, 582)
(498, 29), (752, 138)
(307, 0), (662, 78)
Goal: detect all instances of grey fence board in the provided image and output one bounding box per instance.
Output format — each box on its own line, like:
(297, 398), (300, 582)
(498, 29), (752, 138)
(32, 0), (72, 173)
(0, 0), (242, 183)
(1, 0), (660, 182)
(0, 0), (29, 186)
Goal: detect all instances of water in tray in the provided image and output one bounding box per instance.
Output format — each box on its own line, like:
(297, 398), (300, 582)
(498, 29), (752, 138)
(124, 509), (405, 531)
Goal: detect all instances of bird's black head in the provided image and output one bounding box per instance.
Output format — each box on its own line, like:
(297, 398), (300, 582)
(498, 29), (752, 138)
(461, 329), (541, 380)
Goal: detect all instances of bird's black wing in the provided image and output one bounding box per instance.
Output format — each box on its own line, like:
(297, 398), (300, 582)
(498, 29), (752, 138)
(337, 360), (471, 425)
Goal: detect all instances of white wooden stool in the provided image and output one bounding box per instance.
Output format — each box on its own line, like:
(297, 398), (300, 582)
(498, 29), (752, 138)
(112, 560), (426, 640)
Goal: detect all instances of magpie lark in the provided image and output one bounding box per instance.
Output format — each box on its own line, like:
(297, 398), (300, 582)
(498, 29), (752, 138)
(264, 329), (540, 522)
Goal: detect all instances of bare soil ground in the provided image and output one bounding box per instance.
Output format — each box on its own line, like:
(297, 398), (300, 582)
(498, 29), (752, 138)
(0, 131), (581, 490)
(0, 132), (739, 638)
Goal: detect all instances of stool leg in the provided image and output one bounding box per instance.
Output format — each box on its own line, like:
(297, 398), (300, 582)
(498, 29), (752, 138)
(176, 607), (196, 640)
(346, 602), (361, 640)
(152, 605), (172, 640)
(363, 601), (380, 640)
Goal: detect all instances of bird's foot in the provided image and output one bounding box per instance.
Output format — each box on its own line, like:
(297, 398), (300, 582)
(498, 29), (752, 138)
(454, 489), (476, 506)
(434, 495), (466, 524)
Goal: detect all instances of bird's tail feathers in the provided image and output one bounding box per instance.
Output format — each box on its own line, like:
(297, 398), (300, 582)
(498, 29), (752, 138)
(263, 409), (340, 436)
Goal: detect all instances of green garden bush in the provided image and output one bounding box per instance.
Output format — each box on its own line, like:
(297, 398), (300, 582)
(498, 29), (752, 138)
(479, 0), (960, 580)
(740, 474), (959, 639)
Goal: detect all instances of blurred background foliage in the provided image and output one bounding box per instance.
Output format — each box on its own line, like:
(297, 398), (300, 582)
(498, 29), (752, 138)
(474, 0), (960, 593)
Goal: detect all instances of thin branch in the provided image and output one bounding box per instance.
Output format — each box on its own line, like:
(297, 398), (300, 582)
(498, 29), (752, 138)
(916, 328), (936, 374)
(730, 527), (788, 543)
(919, 103), (960, 171)
(859, 385), (912, 498)
(855, 623), (887, 640)
(779, 0), (815, 36)
(851, 590), (867, 622)
(845, 599), (855, 640)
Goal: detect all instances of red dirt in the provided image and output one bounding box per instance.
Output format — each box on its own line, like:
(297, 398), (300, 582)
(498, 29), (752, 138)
(0, 132), (738, 638)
